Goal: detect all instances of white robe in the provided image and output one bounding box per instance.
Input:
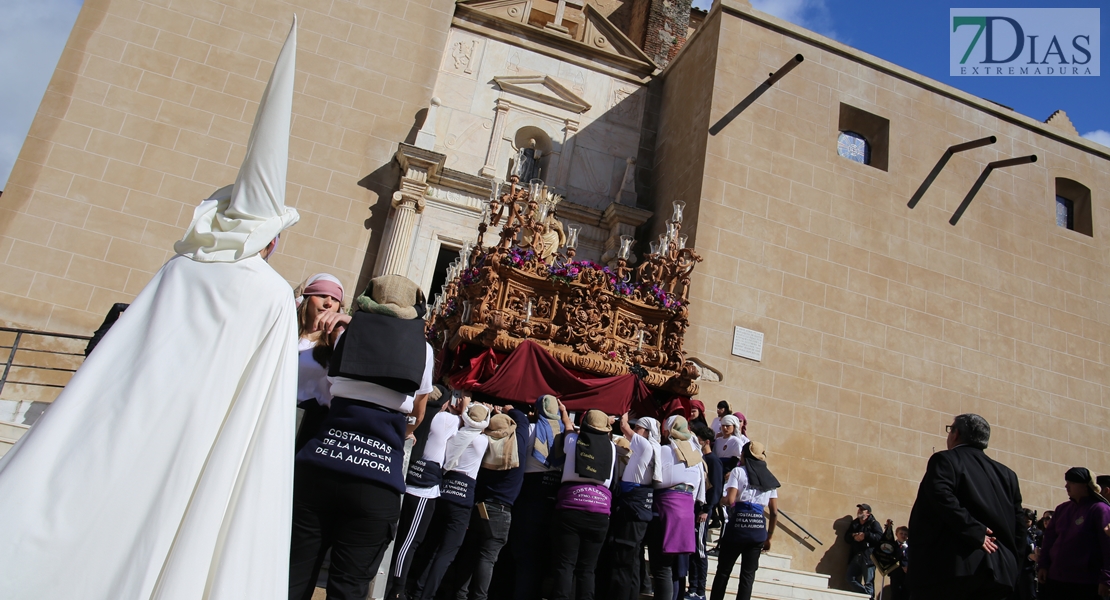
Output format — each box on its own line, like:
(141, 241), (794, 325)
(0, 254), (298, 599)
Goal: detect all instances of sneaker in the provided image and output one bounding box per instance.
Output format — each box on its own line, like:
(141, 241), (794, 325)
(706, 547), (719, 557)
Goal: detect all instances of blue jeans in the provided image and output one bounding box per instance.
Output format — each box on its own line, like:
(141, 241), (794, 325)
(846, 554), (875, 598)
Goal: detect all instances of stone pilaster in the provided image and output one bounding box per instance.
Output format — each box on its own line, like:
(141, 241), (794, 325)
(375, 144), (447, 276)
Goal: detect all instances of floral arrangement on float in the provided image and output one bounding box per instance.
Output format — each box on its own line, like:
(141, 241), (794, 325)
(426, 171), (703, 395)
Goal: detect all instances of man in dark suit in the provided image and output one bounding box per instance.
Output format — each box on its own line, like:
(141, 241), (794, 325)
(907, 414), (1024, 600)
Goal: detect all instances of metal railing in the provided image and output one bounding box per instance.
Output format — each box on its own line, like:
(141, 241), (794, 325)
(0, 326), (90, 404)
(777, 508), (823, 546)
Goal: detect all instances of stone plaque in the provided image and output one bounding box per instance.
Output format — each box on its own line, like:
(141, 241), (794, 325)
(731, 326), (764, 362)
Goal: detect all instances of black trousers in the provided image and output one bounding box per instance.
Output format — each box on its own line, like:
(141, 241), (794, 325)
(646, 518), (690, 600)
(386, 494), (438, 600)
(1041, 579), (1100, 600)
(288, 465), (401, 600)
(450, 501), (513, 600)
(508, 474), (558, 600)
(412, 500), (472, 600)
(605, 513), (649, 600)
(708, 542), (761, 600)
(687, 518), (710, 596)
(550, 509), (609, 600)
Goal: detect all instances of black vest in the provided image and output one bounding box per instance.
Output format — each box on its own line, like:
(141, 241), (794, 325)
(329, 311), (427, 394)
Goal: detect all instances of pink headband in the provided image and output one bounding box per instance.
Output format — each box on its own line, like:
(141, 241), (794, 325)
(303, 280), (343, 302)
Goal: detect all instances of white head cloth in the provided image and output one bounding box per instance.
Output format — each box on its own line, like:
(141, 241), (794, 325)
(720, 415), (742, 437)
(174, 17), (301, 262)
(444, 405), (490, 472)
(638, 416), (664, 484)
(295, 273), (344, 306)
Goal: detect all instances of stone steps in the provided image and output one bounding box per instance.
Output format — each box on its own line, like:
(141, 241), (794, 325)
(0, 420), (29, 457)
(704, 550), (870, 600)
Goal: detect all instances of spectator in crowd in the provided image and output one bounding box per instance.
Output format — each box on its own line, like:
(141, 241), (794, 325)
(1098, 475), (1110, 501)
(1034, 511), (1054, 548)
(1014, 508), (1037, 600)
(688, 400), (709, 429)
(906, 414), (1023, 600)
(887, 526), (909, 600)
(845, 503), (883, 598)
(710, 401), (730, 434)
(709, 441), (779, 600)
(686, 424), (723, 600)
(714, 415), (747, 473)
(1036, 467), (1110, 600)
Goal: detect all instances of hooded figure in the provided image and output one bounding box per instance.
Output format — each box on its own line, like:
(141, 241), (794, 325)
(0, 18), (302, 600)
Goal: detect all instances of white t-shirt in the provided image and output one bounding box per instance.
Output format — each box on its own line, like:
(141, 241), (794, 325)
(710, 416), (722, 434)
(297, 337), (332, 406)
(725, 465), (778, 506)
(327, 340), (435, 413)
(714, 434), (749, 460)
(446, 432), (489, 480)
(656, 442), (706, 504)
(406, 411), (460, 499)
(561, 432), (615, 487)
(621, 434), (655, 485)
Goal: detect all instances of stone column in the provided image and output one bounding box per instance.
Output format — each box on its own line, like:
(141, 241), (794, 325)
(375, 144), (447, 277)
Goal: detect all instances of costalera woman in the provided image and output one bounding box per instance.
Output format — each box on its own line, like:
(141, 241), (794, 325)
(293, 273), (344, 451)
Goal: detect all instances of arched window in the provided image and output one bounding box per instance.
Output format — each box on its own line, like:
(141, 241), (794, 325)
(1055, 177), (1093, 236)
(837, 131), (870, 165)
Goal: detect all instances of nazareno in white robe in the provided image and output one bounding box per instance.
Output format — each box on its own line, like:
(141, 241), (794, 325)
(0, 253), (298, 599)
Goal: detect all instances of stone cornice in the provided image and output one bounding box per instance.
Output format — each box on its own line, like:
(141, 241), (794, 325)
(453, 4), (658, 85)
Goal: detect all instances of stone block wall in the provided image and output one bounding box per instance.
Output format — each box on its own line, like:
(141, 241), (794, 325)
(663, 0), (1110, 575)
(0, 0), (455, 334)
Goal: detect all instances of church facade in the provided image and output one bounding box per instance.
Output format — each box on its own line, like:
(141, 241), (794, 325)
(2, 0), (1109, 574)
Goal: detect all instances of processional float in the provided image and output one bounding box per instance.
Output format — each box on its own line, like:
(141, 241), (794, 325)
(426, 159), (704, 404)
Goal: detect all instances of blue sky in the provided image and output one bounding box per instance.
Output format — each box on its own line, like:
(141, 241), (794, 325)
(0, 0), (1106, 189)
(694, 0), (1109, 146)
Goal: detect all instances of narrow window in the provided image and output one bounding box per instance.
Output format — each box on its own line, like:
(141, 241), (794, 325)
(1054, 178), (1092, 236)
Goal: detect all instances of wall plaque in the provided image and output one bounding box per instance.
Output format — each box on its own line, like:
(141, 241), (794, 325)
(731, 326), (764, 362)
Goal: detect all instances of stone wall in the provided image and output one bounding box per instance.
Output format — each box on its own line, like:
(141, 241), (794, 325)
(667, 0), (1110, 576)
(0, 0), (455, 334)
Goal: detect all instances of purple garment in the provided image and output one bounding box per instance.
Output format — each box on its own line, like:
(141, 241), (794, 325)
(655, 489), (695, 554)
(1038, 497), (1110, 586)
(555, 483), (612, 515)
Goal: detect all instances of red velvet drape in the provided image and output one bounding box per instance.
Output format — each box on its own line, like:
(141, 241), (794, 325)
(447, 340), (659, 416)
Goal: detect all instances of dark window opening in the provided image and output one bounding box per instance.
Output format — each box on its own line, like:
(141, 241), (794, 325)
(1054, 178), (1093, 237)
(428, 244), (461, 304)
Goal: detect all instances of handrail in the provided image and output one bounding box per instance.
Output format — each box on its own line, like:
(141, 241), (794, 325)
(0, 327), (91, 399)
(776, 508), (823, 546)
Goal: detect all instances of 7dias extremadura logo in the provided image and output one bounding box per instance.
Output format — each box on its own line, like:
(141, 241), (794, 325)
(950, 8), (1100, 76)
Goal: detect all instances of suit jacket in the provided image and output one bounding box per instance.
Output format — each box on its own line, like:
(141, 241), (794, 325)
(907, 445), (1024, 599)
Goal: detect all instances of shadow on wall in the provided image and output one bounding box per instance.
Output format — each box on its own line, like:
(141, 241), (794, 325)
(814, 515), (854, 591)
